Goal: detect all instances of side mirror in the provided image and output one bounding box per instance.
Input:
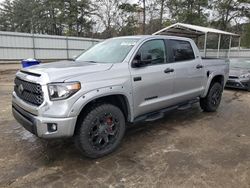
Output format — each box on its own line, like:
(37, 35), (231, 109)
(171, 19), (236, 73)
(132, 54), (152, 68)
(132, 54), (142, 68)
(142, 54), (152, 65)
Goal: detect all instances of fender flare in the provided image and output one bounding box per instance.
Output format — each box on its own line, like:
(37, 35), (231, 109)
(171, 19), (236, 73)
(201, 71), (225, 98)
(68, 85), (134, 121)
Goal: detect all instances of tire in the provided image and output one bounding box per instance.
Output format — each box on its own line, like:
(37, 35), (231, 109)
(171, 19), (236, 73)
(200, 82), (223, 112)
(247, 83), (250, 92)
(74, 103), (126, 158)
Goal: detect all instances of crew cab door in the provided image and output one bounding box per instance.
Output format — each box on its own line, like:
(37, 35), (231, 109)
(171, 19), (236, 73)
(167, 39), (204, 103)
(130, 39), (174, 118)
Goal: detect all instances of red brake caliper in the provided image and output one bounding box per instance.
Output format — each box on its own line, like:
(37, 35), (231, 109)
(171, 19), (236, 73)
(106, 117), (113, 133)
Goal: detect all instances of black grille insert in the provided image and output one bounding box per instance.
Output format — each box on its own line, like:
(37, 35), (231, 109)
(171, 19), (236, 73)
(20, 70), (41, 77)
(14, 77), (44, 106)
(229, 76), (239, 79)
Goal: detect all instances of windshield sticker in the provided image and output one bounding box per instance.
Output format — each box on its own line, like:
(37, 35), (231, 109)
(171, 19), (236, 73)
(121, 41), (137, 46)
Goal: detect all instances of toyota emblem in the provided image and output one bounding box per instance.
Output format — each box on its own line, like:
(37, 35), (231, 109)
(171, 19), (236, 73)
(18, 84), (24, 94)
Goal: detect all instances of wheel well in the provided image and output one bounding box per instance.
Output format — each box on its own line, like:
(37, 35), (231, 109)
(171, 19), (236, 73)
(75, 95), (129, 134)
(211, 75), (224, 86)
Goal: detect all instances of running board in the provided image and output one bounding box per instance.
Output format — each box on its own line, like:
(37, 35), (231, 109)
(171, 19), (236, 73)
(145, 112), (164, 122)
(134, 105), (178, 123)
(178, 104), (192, 110)
(133, 98), (199, 123)
(178, 98), (199, 110)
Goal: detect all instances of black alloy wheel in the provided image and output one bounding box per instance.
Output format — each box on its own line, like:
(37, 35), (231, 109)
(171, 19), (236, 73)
(200, 82), (223, 112)
(75, 103), (126, 158)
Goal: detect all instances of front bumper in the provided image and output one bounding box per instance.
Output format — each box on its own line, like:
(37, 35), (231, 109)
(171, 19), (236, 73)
(226, 79), (250, 90)
(12, 103), (77, 138)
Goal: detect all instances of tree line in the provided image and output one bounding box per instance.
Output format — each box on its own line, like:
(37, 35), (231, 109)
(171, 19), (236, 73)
(0, 0), (249, 47)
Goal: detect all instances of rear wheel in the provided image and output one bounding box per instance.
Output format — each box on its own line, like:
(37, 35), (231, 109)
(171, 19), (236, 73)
(75, 103), (126, 158)
(200, 82), (223, 112)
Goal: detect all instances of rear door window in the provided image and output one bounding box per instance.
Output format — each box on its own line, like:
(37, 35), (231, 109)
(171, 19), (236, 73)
(169, 40), (195, 62)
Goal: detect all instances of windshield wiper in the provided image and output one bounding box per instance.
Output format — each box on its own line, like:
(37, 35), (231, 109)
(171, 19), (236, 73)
(232, 66), (243, 69)
(79, 60), (99, 63)
(87, 61), (98, 63)
(75, 60), (98, 64)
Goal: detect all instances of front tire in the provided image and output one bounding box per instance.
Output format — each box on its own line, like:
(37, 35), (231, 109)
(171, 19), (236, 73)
(75, 103), (126, 158)
(200, 82), (223, 112)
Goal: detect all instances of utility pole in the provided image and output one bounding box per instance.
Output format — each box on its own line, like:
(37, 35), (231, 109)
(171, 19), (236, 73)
(142, 0), (146, 34)
(160, 0), (164, 28)
(31, 9), (36, 59)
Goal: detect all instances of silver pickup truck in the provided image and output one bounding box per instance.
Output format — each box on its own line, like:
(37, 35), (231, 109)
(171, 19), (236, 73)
(12, 35), (229, 158)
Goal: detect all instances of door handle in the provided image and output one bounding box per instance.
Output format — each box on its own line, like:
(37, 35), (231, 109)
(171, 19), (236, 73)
(196, 64), (203, 69)
(133, 76), (142, 81)
(164, 68), (174, 73)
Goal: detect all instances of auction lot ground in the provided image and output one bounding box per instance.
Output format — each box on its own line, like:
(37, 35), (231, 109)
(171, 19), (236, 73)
(0, 64), (250, 188)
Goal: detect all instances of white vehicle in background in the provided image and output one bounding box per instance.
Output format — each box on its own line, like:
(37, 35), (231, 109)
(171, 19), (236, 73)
(226, 59), (250, 91)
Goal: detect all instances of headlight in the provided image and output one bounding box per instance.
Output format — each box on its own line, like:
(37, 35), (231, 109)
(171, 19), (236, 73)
(48, 82), (81, 101)
(239, 73), (250, 79)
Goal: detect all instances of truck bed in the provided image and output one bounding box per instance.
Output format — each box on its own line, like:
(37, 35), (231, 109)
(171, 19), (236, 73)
(202, 58), (228, 66)
(202, 58), (229, 88)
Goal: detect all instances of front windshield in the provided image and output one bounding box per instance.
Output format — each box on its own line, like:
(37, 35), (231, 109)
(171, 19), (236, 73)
(230, 59), (250, 69)
(76, 38), (139, 63)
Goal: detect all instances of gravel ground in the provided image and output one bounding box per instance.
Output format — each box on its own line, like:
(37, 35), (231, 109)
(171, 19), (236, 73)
(0, 64), (249, 188)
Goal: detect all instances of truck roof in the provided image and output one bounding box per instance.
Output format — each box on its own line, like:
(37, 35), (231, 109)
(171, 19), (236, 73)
(112, 35), (193, 42)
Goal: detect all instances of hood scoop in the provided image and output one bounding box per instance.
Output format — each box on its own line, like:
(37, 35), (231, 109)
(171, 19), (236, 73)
(22, 60), (113, 82)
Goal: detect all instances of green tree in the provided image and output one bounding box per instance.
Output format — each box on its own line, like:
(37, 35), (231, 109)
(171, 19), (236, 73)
(241, 23), (250, 48)
(168, 0), (209, 25)
(0, 0), (249, 40)
(118, 3), (139, 36)
(0, 0), (95, 36)
(0, 0), (15, 31)
(211, 0), (249, 30)
(41, 0), (64, 35)
(94, 0), (120, 38)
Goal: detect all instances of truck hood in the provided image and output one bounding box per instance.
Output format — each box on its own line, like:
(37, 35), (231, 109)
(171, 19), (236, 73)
(25, 60), (113, 82)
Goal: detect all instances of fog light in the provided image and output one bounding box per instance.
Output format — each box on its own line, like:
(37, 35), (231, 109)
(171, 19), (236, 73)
(47, 123), (57, 132)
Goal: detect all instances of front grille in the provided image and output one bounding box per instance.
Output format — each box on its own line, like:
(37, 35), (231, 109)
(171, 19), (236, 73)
(226, 81), (237, 87)
(242, 82), (249, 88)
(229, 76), (239, 79)
(14, 77), (44, 106)
(226, 81), (243, 88)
